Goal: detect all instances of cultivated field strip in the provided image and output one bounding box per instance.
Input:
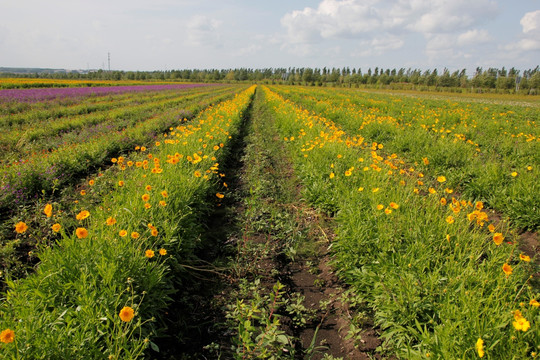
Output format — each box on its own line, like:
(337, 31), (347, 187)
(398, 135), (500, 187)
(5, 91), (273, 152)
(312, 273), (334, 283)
(261, 86), (538, 359)
(0, 86), (245, 212)
(270, 85), (540, 231)
(0, 86), (256, 359)
(0, 86), (234, 161)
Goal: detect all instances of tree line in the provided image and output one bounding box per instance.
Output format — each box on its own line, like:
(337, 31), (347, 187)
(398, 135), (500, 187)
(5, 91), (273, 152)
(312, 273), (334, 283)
(2, 66), (539, 93)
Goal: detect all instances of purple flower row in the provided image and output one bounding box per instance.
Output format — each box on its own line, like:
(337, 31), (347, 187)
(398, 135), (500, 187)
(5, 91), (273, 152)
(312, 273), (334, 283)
(0, 83), (209, 103)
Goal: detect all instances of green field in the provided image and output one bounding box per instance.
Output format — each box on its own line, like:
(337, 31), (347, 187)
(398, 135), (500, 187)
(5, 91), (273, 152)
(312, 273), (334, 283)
(0, 84), (538, 359)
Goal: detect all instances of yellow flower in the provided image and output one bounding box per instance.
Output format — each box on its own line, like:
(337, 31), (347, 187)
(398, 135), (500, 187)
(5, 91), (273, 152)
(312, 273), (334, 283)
(428, 187), (437, 194)
(511, 171), (518, 177)
(80, 190), (87, 196)
(52, 223), (61, 232)
(0, 328), (15, 343)
(422, 157), (429, 165)
(89, 179), (95, 186)
(216, 193), (225, 199)
(119, 306), (135, 322)
(44, 203), (53, 217)
(159, 201), (167, 207)
(145, 249), (155, 258)
(389, 202), (399, 209)
(384, 208), (392, 214)
(502, 263), (513, 277)
(118, 180), (125, 187)
(446, 216), (455, 224)
(131, 232), (140, 239)
(76, 210), (90, 221)
(377, 204), (384, 210)
(529, 299), (540, 307)
(76, 227), (88, 239)
(159, 248), (167, 256)
(161, 191), (168, 198)
(476, 338), (485, 358)
(329, 172), (335, 179)
(106, 217), (117, 226)
(194, 170), (202, 178)
(437, 176), (446, 183)
(493, 233), (504, 245)
(144, 203), (152, 209)
(440, 198), (447, 206)
(372, 187), (379, 193)
(488, 224), (495, 233)
(513, 311), (530, 331)
(475, 201), (484, 210)
(445, 188), (453, 194)
(358, 187), (364, 192)
(519, 253), (531, 262)
(15, 221), (28, 234)
(119, 230), (127, 237)
(151, 229), (159, 237)
(145, 185), (152, 191)
(141, 194), (150, 202)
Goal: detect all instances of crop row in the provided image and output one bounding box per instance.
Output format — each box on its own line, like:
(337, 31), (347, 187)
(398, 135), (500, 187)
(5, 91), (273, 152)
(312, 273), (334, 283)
(0, 86), (245, 213)
(269, 86), (540, 231)
(261, 86), (538, 359)
(0, 85), (256, 359)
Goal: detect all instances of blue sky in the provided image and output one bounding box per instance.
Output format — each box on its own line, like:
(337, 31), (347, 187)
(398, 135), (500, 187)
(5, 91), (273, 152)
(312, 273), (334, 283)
(0, 0), (538, 74)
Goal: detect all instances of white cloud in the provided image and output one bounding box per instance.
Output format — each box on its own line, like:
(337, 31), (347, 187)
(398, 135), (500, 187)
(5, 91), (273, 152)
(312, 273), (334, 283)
(521, 10), (540, 34)
(281, 0), (498, 59)
(185, 15), (222, 47)
(457, 29), (492, 46)
(503, 10), (540, 54)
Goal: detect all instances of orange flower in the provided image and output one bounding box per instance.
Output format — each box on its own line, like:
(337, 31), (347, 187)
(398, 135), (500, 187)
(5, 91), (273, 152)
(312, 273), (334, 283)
(530, 299), (540, 307)
(145, 249), (155, 258)
(145, 185), (152, 191)
(15, 221), (28, 234)
(52, 223), (61, 232)
(131, 232), (140, 239)
(488, 224), (495, 233)
(80, 190), (87, 196)
(119, 230), (127, 237)
(384, 208), (392, 214)
(159, 248), (167, 256)
(475, 201), (484, 210)
(519, 254), (531, 262)
(440, 198), (447, 206)
(194, 170), (202, 178)
(493, 233), (504, 245)
(151, 229), (159, 237)
(0, 328), (15, 343)
(106, 217), (117, 226)
(76, 210), (90, 221)
(89, 179), (95, 186)
(141, 194), (150, 202)
(446, 216), (455, 224)
(502, 263), (513, 277)
(144, 203), (152, 209)
(161, 191), (168, 198)
(389, 202), (399, 210)
(76, 227), (88, 239)
(44, 203), (53, 217)
(119, 306), (135, 322)
(216, 193), (225, 199)
(376, 204), (384, 210)
(422, 157), (429, 165)
(118, 180), (125, 187)
(159, 201), (167, 207)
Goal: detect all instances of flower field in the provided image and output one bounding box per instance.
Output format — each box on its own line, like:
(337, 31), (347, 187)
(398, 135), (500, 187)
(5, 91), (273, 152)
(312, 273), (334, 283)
(0, 83), (538, 359)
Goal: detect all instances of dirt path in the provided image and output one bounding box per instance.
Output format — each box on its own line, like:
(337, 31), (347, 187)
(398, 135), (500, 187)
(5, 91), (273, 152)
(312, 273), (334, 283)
(217, 87), (382, 359)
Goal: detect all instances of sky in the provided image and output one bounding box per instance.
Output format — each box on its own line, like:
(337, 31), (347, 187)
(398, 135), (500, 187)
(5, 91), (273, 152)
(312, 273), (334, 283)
(0, 0), (539, 74)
